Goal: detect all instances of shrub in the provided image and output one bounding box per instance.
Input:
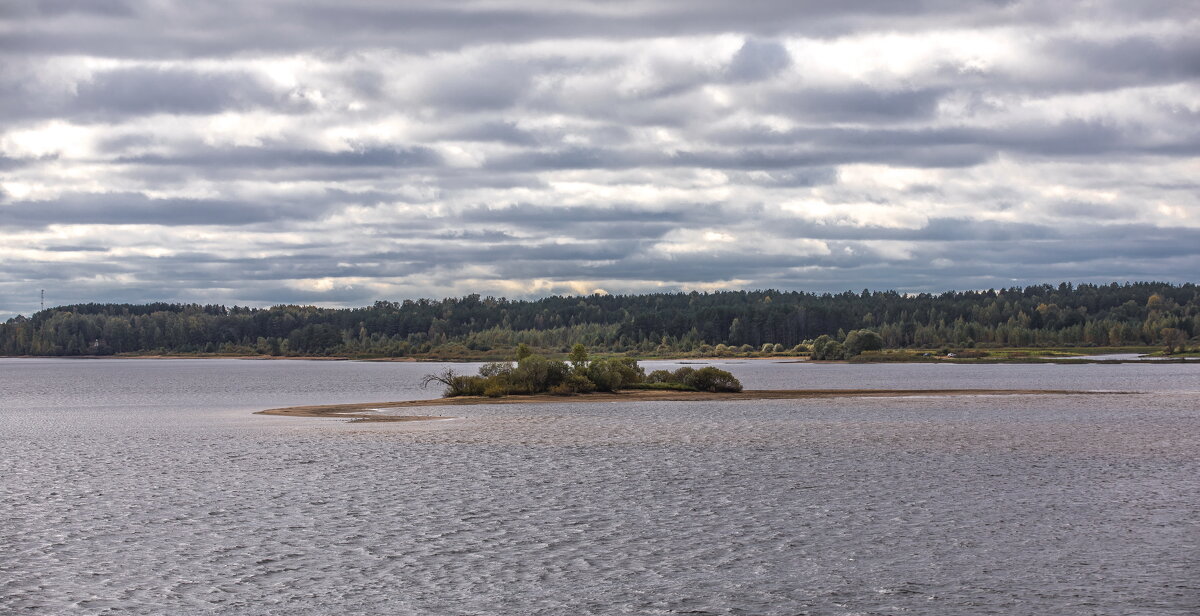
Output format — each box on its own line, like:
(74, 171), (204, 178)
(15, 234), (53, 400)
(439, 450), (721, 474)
(645, 369), (674, 383)
(670, 366), (696, 382)
(843, 330), (884, 358)
(479, 362), (513, 378)
(587, 357), (644, 392)
(557, 372), (597, 394)
(682, 366), (743, 392)
(642, 365), (742, 392)
(456, 376), (488, 396)
(811, 335), (832, 359)
(420, 369), (489, 397)
(811, 335), (853, 360)
(509, 355), (570, 393)
(568, 343), (589, 370)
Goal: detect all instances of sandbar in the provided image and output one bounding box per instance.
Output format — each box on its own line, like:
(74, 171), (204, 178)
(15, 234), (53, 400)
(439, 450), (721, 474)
(256, 388), (1124, 422)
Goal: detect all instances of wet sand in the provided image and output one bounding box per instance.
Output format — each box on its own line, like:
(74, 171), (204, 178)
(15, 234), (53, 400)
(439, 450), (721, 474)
(256, 388), (1116, 422)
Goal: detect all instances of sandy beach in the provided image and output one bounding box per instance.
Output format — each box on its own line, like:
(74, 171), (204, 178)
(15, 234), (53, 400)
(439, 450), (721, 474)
(256, 388), (1113, 422)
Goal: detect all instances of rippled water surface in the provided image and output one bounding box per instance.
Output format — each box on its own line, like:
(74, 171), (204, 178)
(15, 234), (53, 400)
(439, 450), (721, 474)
(3, 358), (1198, 615)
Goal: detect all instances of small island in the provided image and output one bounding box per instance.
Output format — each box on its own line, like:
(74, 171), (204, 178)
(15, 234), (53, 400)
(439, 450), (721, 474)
(256, 344), (1123, 422)
(421, 344), (743, 398)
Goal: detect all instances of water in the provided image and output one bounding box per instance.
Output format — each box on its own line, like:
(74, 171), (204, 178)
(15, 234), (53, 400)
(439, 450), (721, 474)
(1069, 352), (1186, 362)
(2, 358), (1198, 615)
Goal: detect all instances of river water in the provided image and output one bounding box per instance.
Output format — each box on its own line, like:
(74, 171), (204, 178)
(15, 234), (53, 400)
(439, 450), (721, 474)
(2, 358), (1198, 615)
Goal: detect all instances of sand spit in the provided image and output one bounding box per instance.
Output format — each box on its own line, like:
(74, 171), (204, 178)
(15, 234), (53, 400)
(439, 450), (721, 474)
(256, 388), (1125, 422)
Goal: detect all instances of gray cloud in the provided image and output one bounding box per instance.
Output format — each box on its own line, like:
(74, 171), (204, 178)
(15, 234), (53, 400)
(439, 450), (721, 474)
(6, 217), (1198, 314)
(727, 39), (792, 82)
(457, 203), (692, 226)
(74, 67), (293, 118)
(3, 0), (135, 18)
(436, 121), (541, 145)
(707, 120), (1199, 162)
(414, 62), (533, 111)
(728, 168), (839, 187)
(119, 145), (443, 169)
(15, 1), (1191, 58)
(0, 154), (56, 169)
(1047, 33), (1200, 85)
(0, 0), (1197, 316)
(767, 86), (947, 122)
(0, 67), (299, 121)
(1, 192), (334, 227)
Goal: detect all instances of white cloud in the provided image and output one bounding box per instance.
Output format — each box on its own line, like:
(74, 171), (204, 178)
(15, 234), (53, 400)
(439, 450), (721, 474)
(0, 2), (1197, 315)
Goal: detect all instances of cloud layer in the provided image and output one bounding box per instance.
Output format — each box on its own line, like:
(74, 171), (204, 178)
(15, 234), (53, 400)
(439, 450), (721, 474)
(2, 1), (1198, 317)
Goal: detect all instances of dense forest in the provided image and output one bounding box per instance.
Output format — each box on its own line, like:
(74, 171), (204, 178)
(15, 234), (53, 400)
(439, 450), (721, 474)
(1, 282), (1196, 358)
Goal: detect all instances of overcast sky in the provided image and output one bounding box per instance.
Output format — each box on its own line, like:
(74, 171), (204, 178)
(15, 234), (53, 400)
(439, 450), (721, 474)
(1, 1), (1198, 318)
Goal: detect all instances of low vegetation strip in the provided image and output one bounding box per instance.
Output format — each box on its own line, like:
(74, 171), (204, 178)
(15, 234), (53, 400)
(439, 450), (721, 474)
(420, 344), (744, 398)
(256, 388), (1129, 422)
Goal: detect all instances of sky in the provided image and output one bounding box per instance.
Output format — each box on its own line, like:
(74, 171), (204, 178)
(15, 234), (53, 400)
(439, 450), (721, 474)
(1, 1), (1198, 318)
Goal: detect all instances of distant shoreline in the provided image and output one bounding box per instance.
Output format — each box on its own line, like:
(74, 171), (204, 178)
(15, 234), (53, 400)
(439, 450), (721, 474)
(0, 353), (811, 363)
(2, 352), (1192, 364)
(256, 388), (1129, 422)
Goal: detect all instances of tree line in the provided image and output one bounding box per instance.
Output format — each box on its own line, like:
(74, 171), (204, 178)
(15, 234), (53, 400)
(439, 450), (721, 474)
(1, 281), (1196, 357)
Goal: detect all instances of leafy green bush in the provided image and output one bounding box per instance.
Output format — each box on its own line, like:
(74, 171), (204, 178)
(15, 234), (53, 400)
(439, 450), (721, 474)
(586, 357), (644, 392)
(551, 372), (596, 395)
(479, 362), (513, 378)
(639, 365), (741, 392)
(822, 341), (845, 360)
(811, 334), (832, 359)
(811, 333), (863, 360)
(508, 355), (570, 393)
(422, 354), (746, 398)
(843, 329), (884, 357)
(682, 366), (742, 392)
(644, 369), (674, 383)
(670, 366), (696, 382)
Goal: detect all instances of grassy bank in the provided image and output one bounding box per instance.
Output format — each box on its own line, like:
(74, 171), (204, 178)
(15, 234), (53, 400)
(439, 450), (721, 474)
(845, 346), (1184, 364)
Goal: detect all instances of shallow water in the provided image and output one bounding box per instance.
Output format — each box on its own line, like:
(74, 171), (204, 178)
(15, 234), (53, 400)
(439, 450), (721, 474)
(1069, 352), (1187, 361)
(2, 358), (1198, 615)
